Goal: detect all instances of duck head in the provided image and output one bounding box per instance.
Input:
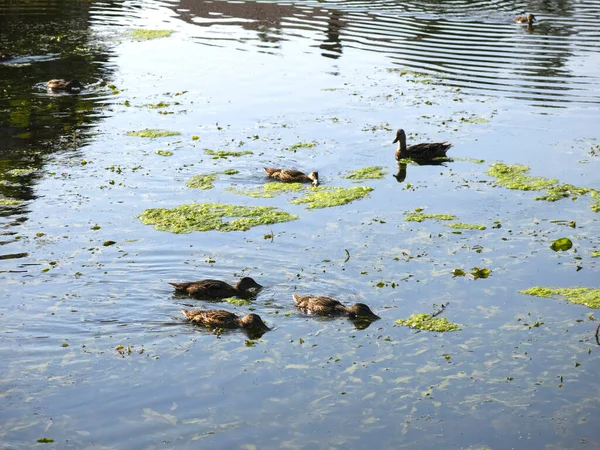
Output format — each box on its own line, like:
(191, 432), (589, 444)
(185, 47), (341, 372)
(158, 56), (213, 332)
(347, 303), (380, 321)
(236, 277), (262, 293)
(308, 171), (319, 187)
(239, 313), (271, 337)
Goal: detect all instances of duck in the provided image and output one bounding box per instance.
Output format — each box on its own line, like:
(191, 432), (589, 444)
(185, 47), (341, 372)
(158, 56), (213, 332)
(514, 14), (536, 24)
(46, 79), (83, 91)
(181, 309), (270, 335)
(169, 277), (262, 299)
(264, 168), (319, 186)
(293, 294), (380, 321)
(393, 129), (452, 161)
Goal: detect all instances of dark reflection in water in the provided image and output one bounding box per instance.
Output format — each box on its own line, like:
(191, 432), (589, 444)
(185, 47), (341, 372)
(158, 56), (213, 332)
(0, 0), (115, 203)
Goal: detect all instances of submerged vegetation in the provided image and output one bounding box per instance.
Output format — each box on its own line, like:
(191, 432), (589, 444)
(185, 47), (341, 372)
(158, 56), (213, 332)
(396, 313), (461, 332)
(138, 203), (297, 233)
(345, 166), (386, 180)
(519, 287), (600, 309)
(127, 129), (180, 138)
(291, 186), (373, 209)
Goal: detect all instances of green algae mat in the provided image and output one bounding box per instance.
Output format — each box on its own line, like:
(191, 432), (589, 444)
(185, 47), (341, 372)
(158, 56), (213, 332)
(231, 184), (373, 208)
(138, 203), (297, 233)
(396, 313), (461, 332)
(519, 287), (600, 309)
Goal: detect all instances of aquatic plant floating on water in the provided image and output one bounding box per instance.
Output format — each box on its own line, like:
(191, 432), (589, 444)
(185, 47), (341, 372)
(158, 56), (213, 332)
(128, 29), (173, 41)
(126, 129), (180, 138)
(519, 287), (600, 309)
(291, 186), (373, 209)
(229, 182), (306, 198)
(396, 313), (461, 332)
(487, 163), (599, 211)
(550, 237), (573, 252)
(447, 222), (486, 230)
(344, 166), (386, 180)
(404, 208), (456, 222)
(138, 203), (297, 233)
(204, 149), (252, 159)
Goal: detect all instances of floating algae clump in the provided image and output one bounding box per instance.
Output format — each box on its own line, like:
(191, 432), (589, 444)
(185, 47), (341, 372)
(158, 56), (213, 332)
(186, 174), (218, 190)
(128, 29), (173, 40)
(535, 184), (593, 202)
(225, 297), (252, 306)
(204, 149), (252, 159)
(396, 313), (461, 332)
(0, 198), (22, 206)
(127, 129), (180, 138)
(487, 163), (557, 191)
(138, 203), (297, 233)
(448, 222), (486, 230)
(7, 168), (36, 176)
(291, 186), (373, 209)
(156, 150), (173, 156)
(519, 286), (600, 309)
(405, 209), (457, 222)
(345, 166), (386, 180)
(230, 182), (306, 199)
(221, 169), (239, 175)
(489, 163), (599, 211)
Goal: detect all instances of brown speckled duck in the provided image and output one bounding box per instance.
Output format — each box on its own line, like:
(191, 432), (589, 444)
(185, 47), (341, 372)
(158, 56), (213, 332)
(393, 129), (452, 161)
(293, 294), (380, 321)
(514, 13), (536, 24)
(46, 79), (83, 91)
(181, 309), (270, 335)
(169, 277), (262, 299)
(264, 168), (319, 186)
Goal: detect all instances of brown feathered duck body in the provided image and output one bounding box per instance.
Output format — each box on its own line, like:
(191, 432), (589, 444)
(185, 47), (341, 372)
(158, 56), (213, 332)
(181, 309), (270, 335)
(514, 14), (536, 24)
(46, 79), (83, 91)
(293, 294), (380, 321)
(393, 129), (452, 161)
(263, 168), (319, 186)
(169, 277), (262, 299)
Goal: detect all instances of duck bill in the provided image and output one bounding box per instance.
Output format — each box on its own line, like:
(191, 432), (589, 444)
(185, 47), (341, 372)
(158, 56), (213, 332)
(392, 137), (399, 143)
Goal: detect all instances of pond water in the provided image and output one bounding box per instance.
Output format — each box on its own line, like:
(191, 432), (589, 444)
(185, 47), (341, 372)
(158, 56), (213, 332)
(1, 0), (600, 448)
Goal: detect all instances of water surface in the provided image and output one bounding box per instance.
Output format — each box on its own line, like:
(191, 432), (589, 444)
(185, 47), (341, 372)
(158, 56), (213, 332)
(1, 0), (600, 448)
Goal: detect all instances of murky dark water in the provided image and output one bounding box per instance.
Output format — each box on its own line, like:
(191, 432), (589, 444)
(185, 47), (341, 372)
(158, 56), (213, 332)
(1, 0), (600, 448)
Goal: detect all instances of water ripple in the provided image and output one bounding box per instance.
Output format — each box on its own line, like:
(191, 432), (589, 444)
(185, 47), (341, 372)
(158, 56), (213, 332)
(154, 0), (600, 106)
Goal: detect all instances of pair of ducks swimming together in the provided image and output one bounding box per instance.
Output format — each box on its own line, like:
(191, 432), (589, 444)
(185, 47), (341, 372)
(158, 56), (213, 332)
(266, 129), (453, 186)
(172, 277), (380, 335)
